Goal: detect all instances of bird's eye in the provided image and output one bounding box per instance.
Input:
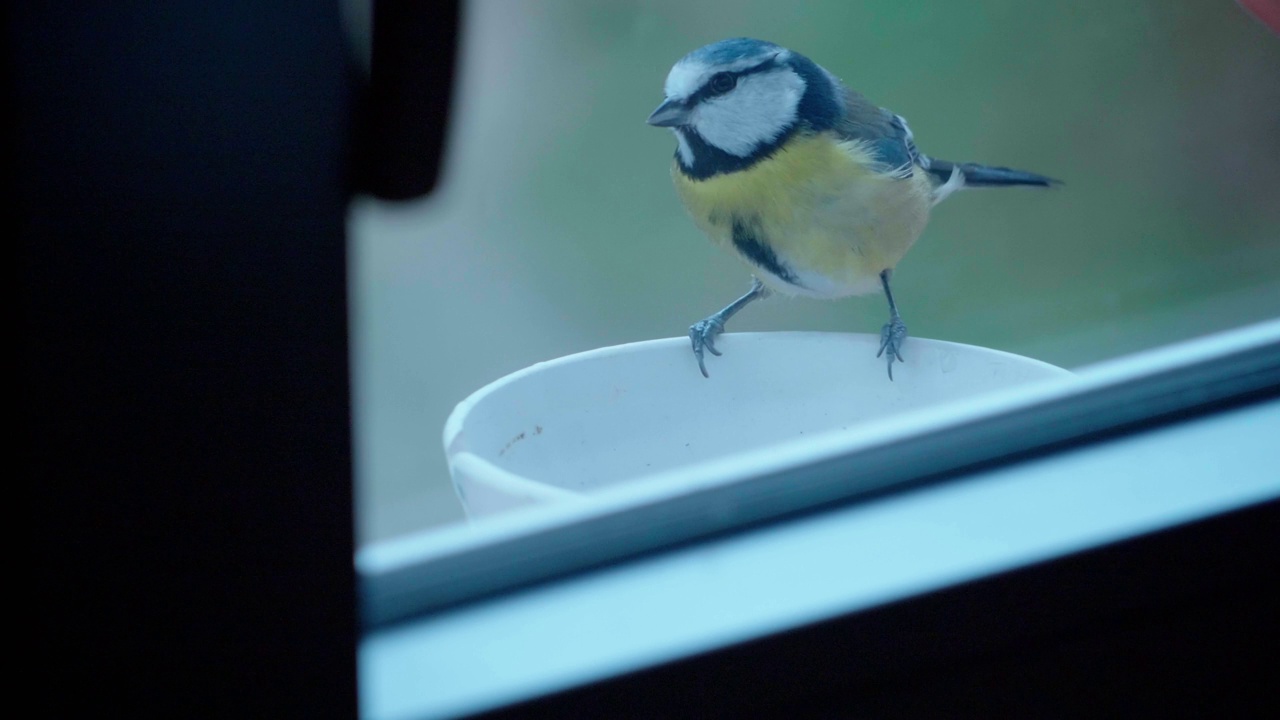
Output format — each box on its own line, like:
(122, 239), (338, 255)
(708, 72), (736, 95)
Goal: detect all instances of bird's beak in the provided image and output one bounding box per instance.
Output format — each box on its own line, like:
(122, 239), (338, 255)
(646, 99), (690, 128)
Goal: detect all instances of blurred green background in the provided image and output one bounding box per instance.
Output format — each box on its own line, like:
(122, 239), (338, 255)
(350, 0), (1280, 545)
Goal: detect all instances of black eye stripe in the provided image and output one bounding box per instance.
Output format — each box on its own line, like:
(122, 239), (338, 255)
(709, 72), (735, 94)
(689, 56), (781, 105)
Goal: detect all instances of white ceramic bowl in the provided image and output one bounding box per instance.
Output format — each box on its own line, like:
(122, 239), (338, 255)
(443, 333), (1072, 518)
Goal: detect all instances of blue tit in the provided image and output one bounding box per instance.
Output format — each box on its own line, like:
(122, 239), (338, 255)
(647, 38), (1058, 379)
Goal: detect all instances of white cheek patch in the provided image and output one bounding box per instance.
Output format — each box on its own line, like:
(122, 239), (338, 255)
(693, 70), (806, 157)
(673, 129), (694, 167)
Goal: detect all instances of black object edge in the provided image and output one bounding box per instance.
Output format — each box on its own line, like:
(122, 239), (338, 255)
(18, 0), (459, 714)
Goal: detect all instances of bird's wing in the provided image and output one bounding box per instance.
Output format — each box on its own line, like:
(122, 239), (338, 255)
(832, 88), (926, 176)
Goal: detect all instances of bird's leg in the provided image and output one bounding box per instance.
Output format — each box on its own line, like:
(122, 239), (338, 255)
(876, 268), (907, 380)
(689, 277), (770, 378)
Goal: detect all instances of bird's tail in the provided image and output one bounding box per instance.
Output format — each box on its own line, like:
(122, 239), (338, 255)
(925, 159), (1060, 188)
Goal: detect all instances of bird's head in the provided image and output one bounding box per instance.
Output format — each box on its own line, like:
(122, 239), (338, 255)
(648, 38), (842, 178)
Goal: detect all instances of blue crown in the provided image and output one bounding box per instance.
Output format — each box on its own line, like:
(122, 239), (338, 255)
(684, 38), (781, 66)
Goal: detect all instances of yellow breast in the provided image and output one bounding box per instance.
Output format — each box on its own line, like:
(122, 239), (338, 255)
(672, 131), (933, 297)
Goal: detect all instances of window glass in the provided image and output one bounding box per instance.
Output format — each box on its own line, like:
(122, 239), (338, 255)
(351, 0), (1280, 545)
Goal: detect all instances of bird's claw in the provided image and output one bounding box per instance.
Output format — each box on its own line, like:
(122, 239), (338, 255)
(877, 315), (908, 380)
(689, 316), (726, 378)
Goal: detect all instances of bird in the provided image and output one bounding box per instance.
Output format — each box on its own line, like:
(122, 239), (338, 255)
(647, 38), (1058, 379)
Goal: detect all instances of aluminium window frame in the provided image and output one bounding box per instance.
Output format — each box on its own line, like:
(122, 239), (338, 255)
(359, 318), (1280, 628)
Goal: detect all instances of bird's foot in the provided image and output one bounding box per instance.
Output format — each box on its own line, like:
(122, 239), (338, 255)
(877, 315), (908, 380)
(689, 316), (726, 378)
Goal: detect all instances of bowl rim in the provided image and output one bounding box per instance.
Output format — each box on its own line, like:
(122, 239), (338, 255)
(442, 331), (1073, 497)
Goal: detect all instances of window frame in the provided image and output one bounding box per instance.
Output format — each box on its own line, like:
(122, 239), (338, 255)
(358, 319), (1280, 627)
